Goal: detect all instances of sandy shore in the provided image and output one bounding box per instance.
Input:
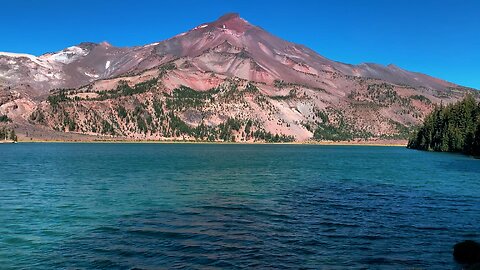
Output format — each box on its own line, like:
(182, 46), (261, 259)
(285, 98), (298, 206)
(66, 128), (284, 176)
(16, 138), (407, 147)
(14, 125), (407, 146)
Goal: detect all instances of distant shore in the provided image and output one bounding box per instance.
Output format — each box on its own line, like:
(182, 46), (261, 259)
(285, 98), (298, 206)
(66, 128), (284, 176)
(16, 138), (407, 147)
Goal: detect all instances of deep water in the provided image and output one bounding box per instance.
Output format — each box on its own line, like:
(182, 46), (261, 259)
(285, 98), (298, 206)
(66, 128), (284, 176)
(0, 144), (479, 269)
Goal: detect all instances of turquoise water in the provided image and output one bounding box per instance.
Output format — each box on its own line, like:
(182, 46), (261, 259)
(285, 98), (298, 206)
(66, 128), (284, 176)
(0, 144), (479, 269)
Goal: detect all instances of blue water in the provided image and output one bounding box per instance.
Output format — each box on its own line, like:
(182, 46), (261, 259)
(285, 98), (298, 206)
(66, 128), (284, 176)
(0, 144), (479, 269)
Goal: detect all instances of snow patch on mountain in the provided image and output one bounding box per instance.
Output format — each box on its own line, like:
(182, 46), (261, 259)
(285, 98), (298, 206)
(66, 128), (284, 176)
(194, 24), (209, 30)
(0, 52), (37, 60)
(0, 52), (44, 66)
(175, 32), (187, 38)
(40, 46), (89, 64)
(85, 72), (99, 78)
(105, 61), (111, 69)
(145, 42), (160, 47)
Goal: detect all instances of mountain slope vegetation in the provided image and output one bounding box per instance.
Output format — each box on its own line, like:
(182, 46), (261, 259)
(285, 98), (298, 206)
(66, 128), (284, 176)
(0, 14), (477, 142)
(407, 95), (480, 155)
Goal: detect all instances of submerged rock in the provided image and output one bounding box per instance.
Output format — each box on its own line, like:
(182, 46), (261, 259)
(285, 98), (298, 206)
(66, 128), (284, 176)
(454, 240), (480, 269)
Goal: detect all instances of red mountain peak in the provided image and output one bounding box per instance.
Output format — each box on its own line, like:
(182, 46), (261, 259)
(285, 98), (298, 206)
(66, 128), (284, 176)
(209, 13), (253, 33)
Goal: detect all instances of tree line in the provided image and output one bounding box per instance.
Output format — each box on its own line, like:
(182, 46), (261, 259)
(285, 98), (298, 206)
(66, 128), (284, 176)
(407, 94), (480, 156)
(0, 127), (17, 141)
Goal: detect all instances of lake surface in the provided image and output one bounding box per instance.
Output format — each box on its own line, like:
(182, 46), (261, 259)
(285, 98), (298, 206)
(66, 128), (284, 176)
(0, 144), (479, 269)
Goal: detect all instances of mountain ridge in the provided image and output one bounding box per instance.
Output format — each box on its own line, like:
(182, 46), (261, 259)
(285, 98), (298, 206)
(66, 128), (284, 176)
(0, 13), (477, 142)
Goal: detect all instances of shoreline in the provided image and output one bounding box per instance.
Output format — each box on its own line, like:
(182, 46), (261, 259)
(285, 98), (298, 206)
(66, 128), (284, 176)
(15, 139), (407, 147)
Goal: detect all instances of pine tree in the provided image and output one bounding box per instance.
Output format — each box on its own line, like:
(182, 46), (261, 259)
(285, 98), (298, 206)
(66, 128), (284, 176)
(408, 94), (480, 156)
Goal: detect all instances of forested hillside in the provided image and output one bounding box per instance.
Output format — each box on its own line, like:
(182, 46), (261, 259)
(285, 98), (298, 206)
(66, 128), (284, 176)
(407, 95), (480, 156)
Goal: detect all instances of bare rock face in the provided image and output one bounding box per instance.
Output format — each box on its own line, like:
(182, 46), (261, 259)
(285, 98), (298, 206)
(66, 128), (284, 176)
(0, 14), (477, 142)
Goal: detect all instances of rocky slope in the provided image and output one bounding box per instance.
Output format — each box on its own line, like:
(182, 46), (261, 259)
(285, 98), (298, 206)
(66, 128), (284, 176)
(0, 13), (477, 142)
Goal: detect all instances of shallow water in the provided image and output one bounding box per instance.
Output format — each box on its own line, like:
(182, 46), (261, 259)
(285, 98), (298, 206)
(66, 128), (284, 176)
(0, 144), (479, 269)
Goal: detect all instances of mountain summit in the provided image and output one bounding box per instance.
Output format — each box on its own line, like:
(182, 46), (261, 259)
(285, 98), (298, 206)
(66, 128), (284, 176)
(209, 13), (253, 32)
(0, 14), (476, 142)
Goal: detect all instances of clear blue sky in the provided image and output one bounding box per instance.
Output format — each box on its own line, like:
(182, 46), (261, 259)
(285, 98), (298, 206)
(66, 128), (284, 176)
(2, 0), (479, 89)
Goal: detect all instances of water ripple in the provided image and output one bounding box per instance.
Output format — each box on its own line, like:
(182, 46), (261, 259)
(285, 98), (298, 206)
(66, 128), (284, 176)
(0, 144), (479, 269)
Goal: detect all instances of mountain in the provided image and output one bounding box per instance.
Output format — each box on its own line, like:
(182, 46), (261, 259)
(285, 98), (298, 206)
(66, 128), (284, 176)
(0, 13), (477, 142)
